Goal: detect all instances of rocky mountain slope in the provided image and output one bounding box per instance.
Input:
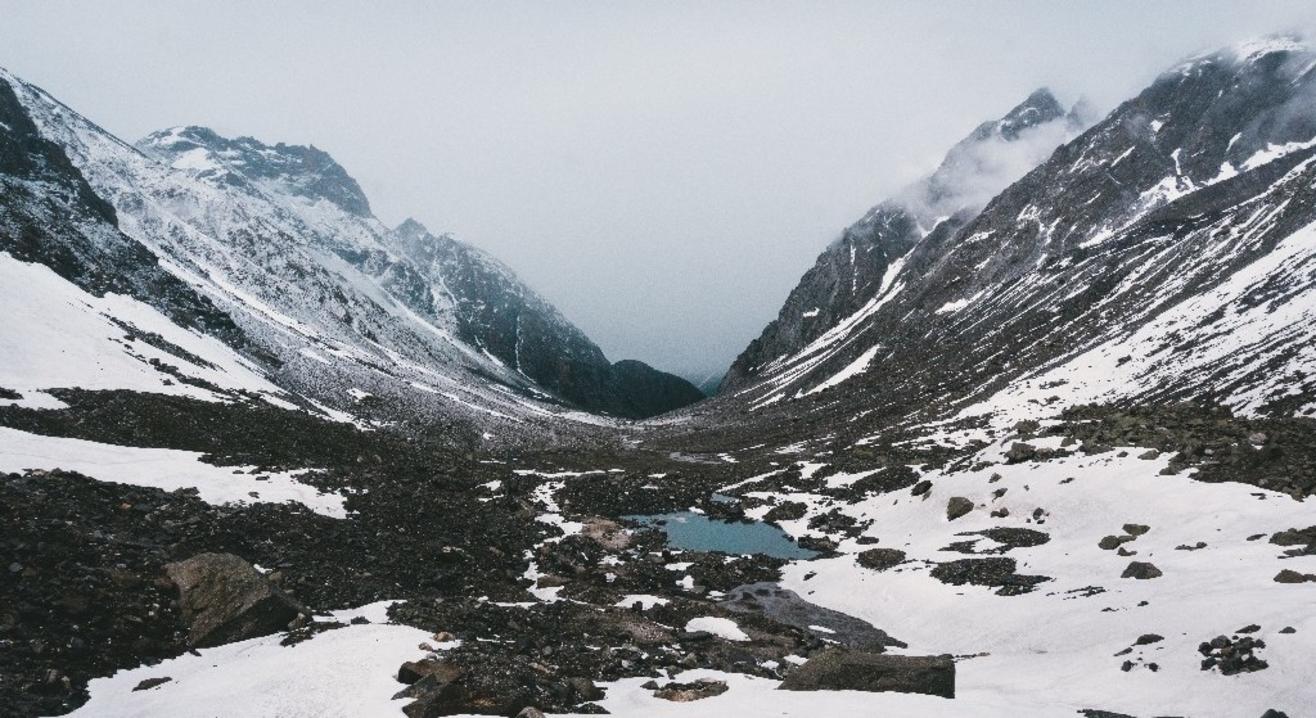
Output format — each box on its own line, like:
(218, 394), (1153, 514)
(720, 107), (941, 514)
(721, 88), (1091, 391)
(0, 69), (700, 432)
(710, 37), (1316, 451)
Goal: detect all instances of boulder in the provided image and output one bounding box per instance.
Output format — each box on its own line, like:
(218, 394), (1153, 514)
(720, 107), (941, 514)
(1120, 561), (1161, 580)
(163, 553), (305, 648)
(779, 649), (954, 698)
(1273, 569), (1316, 584)
(1004, 443), (1036, 464)
(946, 497), (974, 521)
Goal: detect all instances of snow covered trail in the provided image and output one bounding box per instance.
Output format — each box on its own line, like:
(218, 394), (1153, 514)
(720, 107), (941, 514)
(0, 427), (347, 518)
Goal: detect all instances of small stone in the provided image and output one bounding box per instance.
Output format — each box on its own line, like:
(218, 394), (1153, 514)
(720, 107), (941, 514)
(1236, 624), (1261, 634)
(1122, 524), (1150, 536)
(1279, 626), (1296, 634)
(516, 708), (546, 718)
(1135, 633), (1163, 645)
(1274, 569), (1316, 583)
(1098, 536), (1132, 552)
(132, 677), (172, 691)
(910, 480), (932, 496)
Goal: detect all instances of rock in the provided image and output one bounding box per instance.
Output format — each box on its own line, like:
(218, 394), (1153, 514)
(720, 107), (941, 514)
(1122, 524), (1150, 536)
(910, 480), (932, 496)
(398, 659), (464, 685)
(1279, 626), (1296, 634)
(1269, 526), (1316, 546)
(1259, 711), (1289, 718)
(946, 497), (974, 521)
(567, 676), (603, 701)
(1248, 432), (1269, 445)
(132, 677), (172, 691)
(1236, 624), (1261, 634)
(1120, 561), (1161, 580)
(163, 553), (306, 648)
(778, 649), (955, 698)
(516, 708), (546, 718)
(1135, 633), (1163, 645)
(653, 678), (728, 702)
(1137, 449), (1160, 460)
(1098, 535), (1134, 550)
(1273, 569), (1316, 584)
(1004, 443), (1037, 464)
(855, 548), (906, 571)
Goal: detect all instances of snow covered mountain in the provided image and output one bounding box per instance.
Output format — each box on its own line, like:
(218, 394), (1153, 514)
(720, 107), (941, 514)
(721, 88), (1091, 391)
(715, 37), (1316, 446)
(0, 68), (701, 435)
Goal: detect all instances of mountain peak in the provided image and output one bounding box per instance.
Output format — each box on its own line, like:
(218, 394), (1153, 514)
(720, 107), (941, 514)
(137, 126), (372, 217)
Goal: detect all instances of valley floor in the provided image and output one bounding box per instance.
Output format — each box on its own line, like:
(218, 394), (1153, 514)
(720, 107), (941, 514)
(3, 390), (1313, 718)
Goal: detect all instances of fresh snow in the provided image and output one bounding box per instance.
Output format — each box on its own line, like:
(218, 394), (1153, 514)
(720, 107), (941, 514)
(0, 427), (347, 518)
(63, 622), (428, 718)
(684, 617), (749, 641)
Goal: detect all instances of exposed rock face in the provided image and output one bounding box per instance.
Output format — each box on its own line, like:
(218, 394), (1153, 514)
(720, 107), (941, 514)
(387, 219), (703, 419)
(778, 649), (955, 698)
(163, 553), (305, 648)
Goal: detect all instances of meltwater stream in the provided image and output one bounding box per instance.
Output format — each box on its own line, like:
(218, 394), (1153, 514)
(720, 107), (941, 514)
(625, 511), (818, 560)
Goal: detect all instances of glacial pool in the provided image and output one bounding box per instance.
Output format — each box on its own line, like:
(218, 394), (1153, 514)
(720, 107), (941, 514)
(625, 511), (819, 560)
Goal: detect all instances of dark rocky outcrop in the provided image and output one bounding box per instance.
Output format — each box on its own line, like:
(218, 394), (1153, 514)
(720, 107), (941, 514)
(778, 649), (955, 698)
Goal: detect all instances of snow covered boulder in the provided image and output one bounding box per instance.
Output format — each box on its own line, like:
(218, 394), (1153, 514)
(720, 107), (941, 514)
(164, 552), (306, 647)
(779, 649), (955, 698)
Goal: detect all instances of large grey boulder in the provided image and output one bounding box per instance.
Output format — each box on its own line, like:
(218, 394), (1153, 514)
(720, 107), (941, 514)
(164, 552), (305, 647)
(779, 648), (955, 698)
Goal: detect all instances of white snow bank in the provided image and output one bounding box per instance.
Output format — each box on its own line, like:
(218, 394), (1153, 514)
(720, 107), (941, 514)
(0, 427), (346, 518)
(64, 623), (429, 718)
(684, 617), (749, 641)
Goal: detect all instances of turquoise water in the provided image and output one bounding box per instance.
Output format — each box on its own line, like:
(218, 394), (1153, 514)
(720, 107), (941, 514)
(626, 511), (818, 560)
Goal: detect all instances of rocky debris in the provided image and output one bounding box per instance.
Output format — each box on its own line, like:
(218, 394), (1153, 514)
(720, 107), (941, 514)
(1120, 562), (1162, 580)
(946, 497), (974, 521)
(1273, 569), (1316, 583)
(653, 678), (729, 701)
(721, 582), (905, 650)
(581, 517), (632, 551)
(764, 501), (809, 523)
(0, 387), (21, 400)
(1270, 526), (1316, 556)
(778, 648), (955, 698)
(1176, 541), (1208, 551)
(164, 552), (306, 648)
(856, 548), (906, 571)
(1079, 710), (1136, 718)
(930, 557), (1050, 595)
(1199, 633), (1268, 675)
(1057, 406), (1316, 498)
(947, 528), (1050, 554)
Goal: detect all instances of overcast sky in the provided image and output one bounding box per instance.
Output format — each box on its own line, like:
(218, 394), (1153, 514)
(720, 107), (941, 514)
(4, 1), (1316, 380)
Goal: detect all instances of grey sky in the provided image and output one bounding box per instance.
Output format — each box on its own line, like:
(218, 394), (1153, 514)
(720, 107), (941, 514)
(4, 1), (1316, 379)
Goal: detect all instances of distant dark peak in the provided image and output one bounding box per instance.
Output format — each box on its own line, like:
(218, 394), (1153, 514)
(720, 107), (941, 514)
(394, 217), (430, 236)
(996, 87), (1066, 140)
(137, 126), (372, 217)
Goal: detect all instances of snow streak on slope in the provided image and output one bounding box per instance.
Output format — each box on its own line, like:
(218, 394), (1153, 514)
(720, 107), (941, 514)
(0, 253), (289, 406)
